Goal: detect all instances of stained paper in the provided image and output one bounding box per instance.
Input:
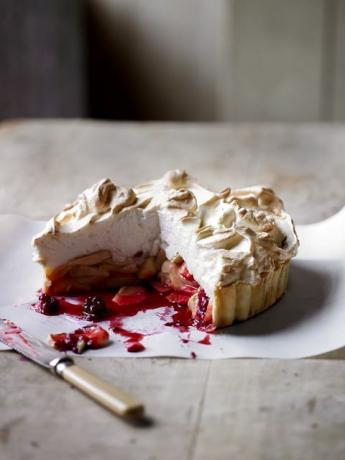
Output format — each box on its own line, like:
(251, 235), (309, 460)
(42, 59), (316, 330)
(0, 208), (344, 359)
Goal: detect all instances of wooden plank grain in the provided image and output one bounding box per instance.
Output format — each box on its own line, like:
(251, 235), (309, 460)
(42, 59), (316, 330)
(0, 353), (210, 460)
(193, 360), (345, 460)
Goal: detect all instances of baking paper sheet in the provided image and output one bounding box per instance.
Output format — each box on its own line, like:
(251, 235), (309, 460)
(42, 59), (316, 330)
(0, 208), (344, 359)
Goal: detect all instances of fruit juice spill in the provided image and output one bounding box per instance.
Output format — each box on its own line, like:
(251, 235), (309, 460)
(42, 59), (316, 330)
(32, 283), (213, 354)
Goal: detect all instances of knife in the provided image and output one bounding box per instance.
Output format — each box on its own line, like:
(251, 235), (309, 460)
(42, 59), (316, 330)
(0, 318), (144, 419)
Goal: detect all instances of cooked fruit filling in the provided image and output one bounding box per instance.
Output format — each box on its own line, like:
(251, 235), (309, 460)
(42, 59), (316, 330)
(156, 261), (213, 326)
(34, 257), (214, 330)
(49, 325), (109, 354)
(36, 293), (60, 316)
(112, 286), (148, 306)
(43, 249), (166, 295)
(83, 296), (107, 321)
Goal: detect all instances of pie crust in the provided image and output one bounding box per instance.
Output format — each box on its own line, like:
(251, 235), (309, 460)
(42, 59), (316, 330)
(213, 261), (290, 326)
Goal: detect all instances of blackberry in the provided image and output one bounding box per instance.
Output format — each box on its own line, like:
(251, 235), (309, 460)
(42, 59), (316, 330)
(38, 293), (59, 316)
(83, 296), (107, 321)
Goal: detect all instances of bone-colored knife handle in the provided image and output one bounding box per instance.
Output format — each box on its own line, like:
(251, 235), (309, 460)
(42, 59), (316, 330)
(55, 361), (144, 418)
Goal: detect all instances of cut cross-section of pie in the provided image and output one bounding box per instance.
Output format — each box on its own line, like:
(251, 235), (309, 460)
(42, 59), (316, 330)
(32, 170), (299, 328)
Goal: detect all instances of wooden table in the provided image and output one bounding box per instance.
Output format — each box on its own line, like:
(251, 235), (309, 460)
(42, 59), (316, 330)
(0, 120), (345, 460)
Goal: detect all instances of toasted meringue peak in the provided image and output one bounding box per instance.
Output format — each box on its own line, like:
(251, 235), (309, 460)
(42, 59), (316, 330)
(47, 179), (137, 233)
(134, 169), (188, 193)
(228, 186), (284, 214)
(166, 188), (197, 213)
(162, 169), (190, 189)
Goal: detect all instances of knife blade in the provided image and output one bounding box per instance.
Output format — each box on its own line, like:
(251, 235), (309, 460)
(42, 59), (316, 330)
(0, 318), (62, 367)
(0, 319), (144, 419)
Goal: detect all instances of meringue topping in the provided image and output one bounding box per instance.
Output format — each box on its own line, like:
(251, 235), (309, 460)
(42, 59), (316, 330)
(32, 170), (299, 295)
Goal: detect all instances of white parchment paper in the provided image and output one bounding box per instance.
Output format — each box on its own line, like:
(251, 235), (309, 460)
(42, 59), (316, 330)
(0, 208), (344, 359)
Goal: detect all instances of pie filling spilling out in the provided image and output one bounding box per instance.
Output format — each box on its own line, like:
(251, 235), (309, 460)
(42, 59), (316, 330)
(32, 170), (299, 337)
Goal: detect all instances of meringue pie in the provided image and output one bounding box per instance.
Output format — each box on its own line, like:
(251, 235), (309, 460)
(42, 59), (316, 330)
(32, 170), (299, 328)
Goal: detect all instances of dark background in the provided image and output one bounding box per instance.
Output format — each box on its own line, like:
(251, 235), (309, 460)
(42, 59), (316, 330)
(1, 0), (344, 121)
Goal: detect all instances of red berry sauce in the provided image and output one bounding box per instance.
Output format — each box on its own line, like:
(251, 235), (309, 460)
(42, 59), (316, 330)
(126, 342), (145, 353)
(198, 334), (211, 345)
(32, 276), (214, 354)
(109, 318), (145, 353)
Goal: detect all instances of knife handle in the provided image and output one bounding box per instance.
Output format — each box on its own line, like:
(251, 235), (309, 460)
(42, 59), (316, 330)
(55, 360), (144, 418)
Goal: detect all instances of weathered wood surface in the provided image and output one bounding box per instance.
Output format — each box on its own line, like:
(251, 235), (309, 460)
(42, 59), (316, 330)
(0, 121), (345, 460)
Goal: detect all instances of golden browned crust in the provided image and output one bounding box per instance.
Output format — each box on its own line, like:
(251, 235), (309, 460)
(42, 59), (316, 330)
(212, 261), (290, 327)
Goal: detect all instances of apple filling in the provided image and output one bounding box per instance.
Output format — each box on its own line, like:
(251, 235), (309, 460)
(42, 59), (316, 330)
(43, 249), (166, 294)
(42, 249), (214, 327)
(154, 259), (213, 327)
